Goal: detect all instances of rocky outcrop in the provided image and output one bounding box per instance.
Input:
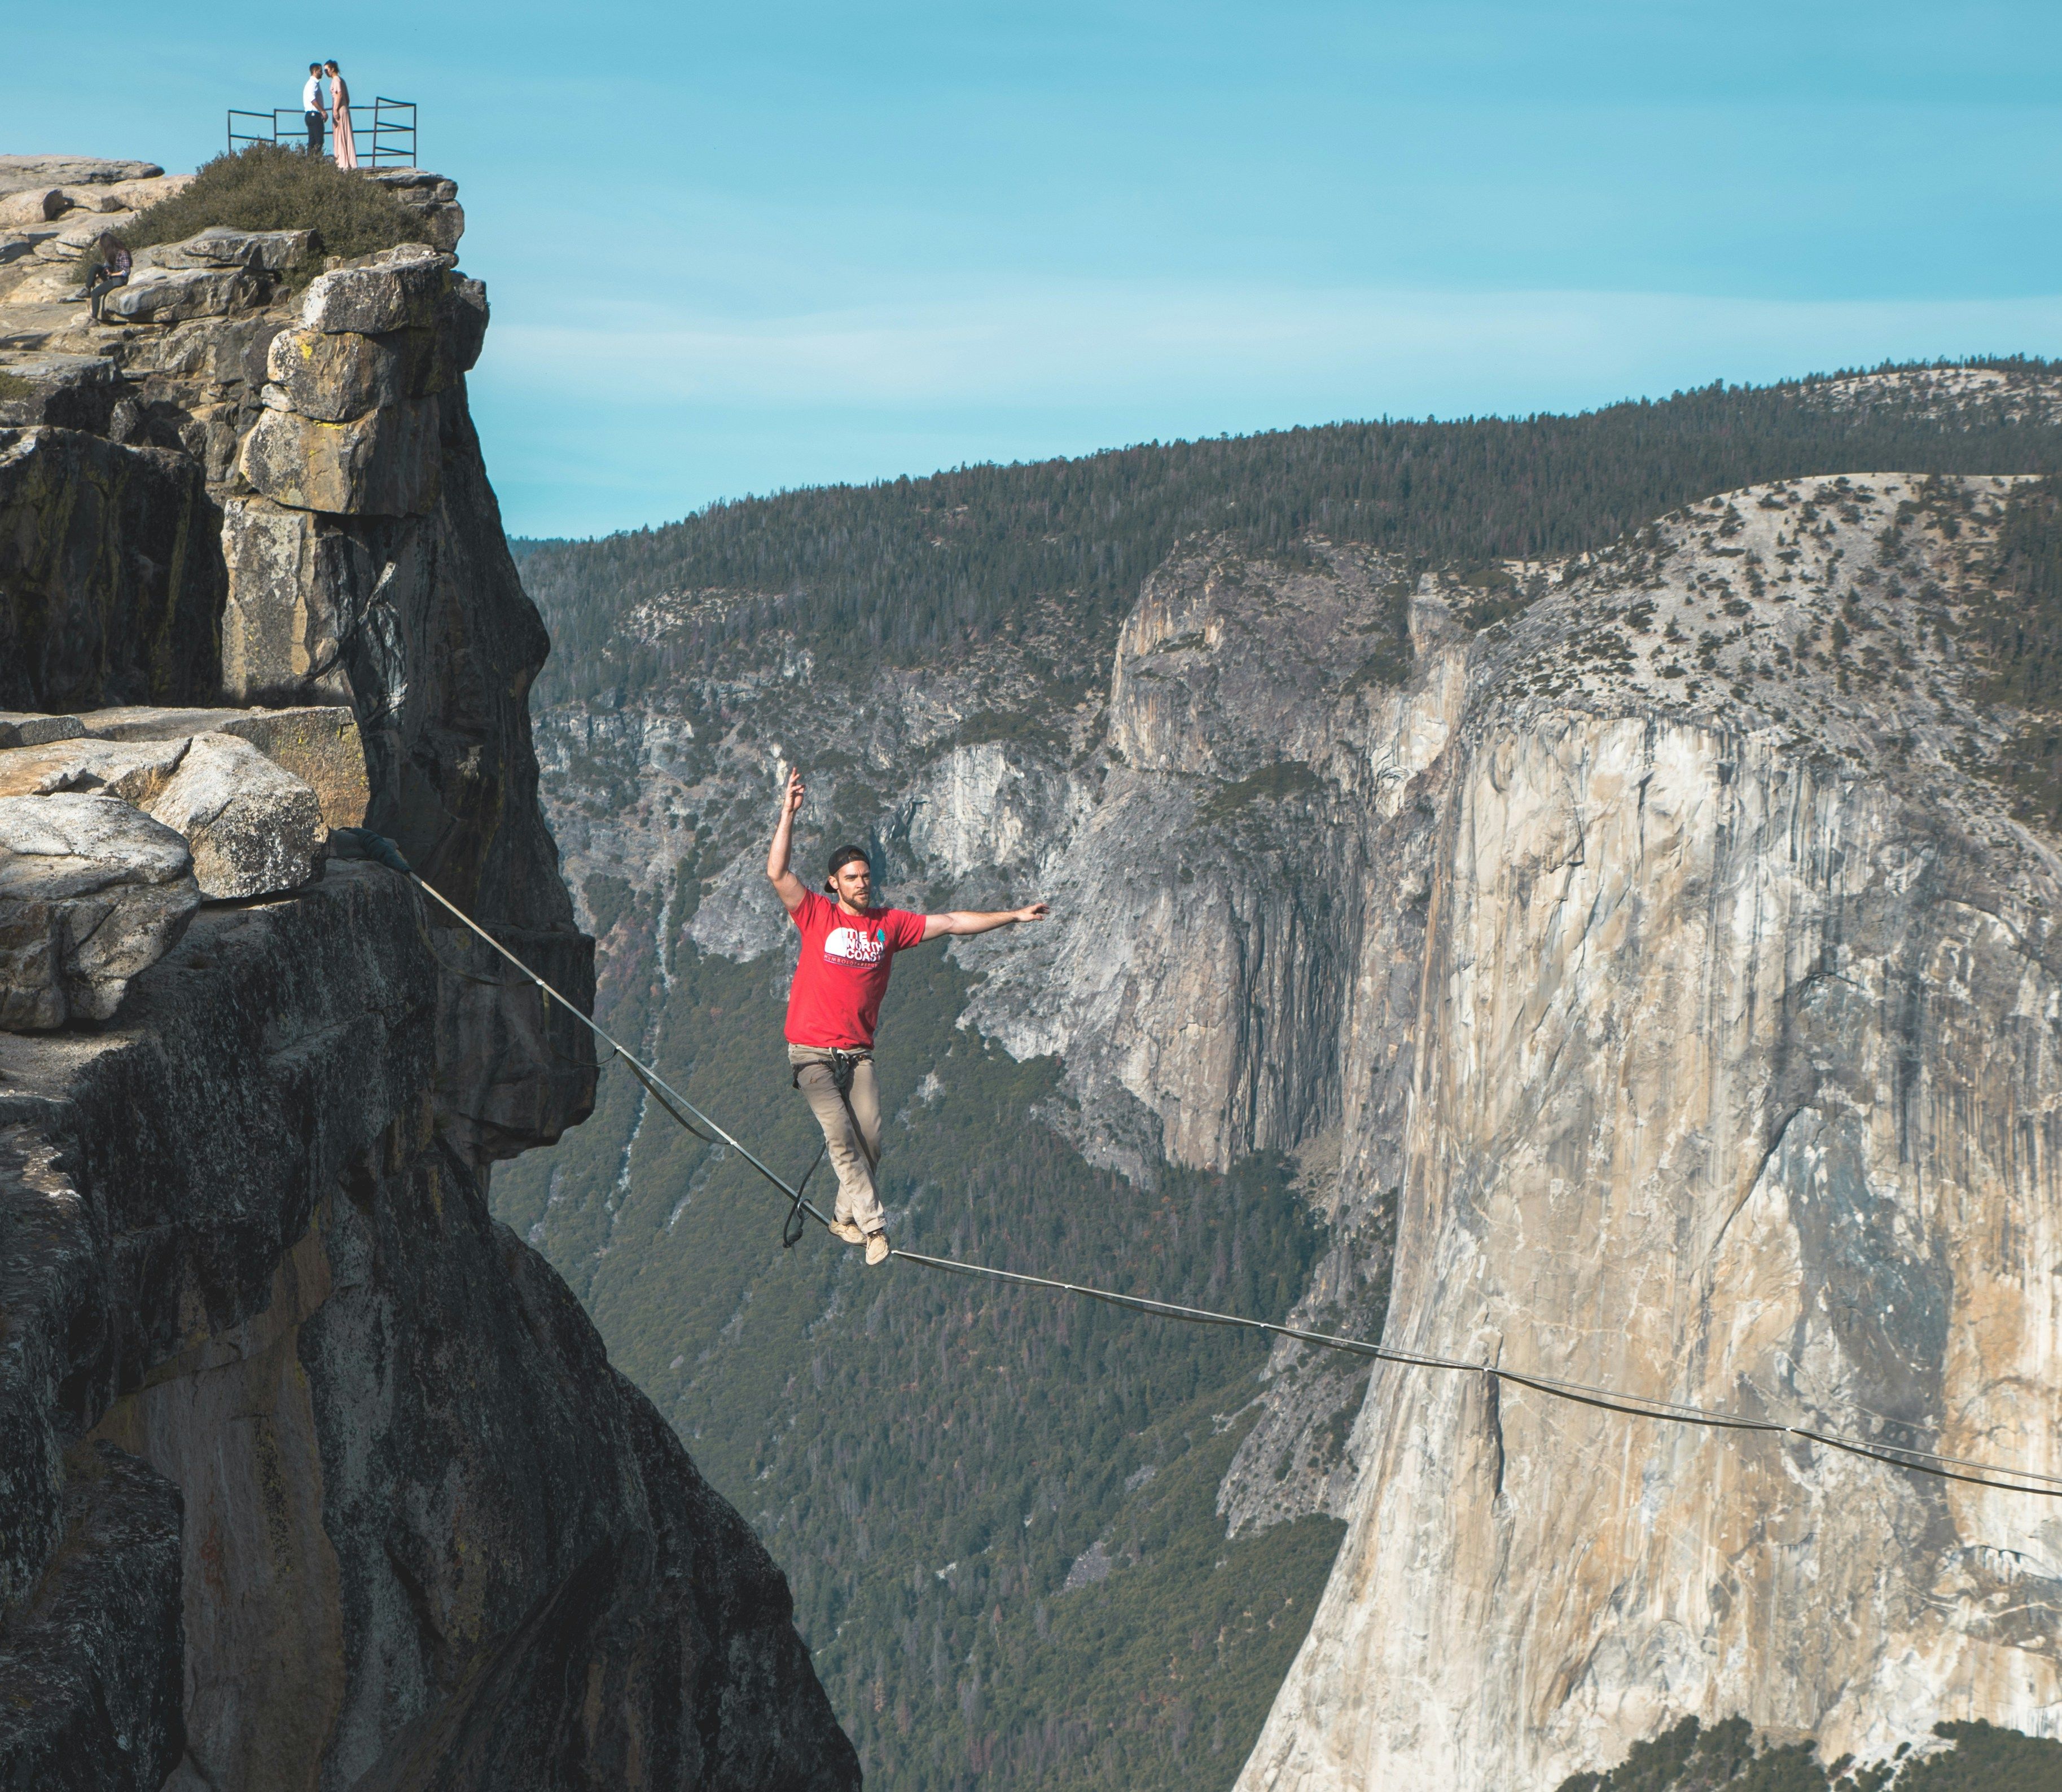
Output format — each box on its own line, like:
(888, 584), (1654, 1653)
(2, 198), (589, 1157)
(0, 159), (858, 1791)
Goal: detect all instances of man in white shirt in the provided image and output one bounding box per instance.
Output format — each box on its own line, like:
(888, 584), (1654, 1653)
(302, 65), (326, 156)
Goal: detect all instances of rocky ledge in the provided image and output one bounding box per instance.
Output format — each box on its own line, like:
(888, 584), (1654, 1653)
(0, 155), (859, 1790)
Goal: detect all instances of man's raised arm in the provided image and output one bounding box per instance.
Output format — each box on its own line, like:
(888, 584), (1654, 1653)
(920, 902), (1049, 942)
(766, 768), (809, 915)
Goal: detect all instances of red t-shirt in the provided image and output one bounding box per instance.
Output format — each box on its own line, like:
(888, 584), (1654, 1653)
(784, 891), (928, 1049)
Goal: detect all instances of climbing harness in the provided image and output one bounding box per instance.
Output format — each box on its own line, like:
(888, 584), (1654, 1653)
(354, 834), (2062, 1506)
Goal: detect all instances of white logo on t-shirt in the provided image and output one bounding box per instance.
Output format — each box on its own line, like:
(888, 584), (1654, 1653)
(824, 925), (886, 966)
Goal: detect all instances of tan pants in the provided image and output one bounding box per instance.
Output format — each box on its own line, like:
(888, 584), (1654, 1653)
(788, 1046), (884, 1234)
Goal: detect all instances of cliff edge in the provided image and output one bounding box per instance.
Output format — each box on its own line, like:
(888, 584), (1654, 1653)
(0, 156), (859, 1790)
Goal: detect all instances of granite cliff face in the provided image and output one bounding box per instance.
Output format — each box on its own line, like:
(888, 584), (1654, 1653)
(0, 158), (858, 1790)
(521, 371), (2062, 1785)
(1238, 471), (2062, 1788)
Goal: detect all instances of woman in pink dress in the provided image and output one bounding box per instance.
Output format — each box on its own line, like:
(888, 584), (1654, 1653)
(327, 62), (358, 169)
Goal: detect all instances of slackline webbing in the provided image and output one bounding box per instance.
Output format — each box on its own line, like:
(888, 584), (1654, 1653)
(407, 866), (2062, 1504)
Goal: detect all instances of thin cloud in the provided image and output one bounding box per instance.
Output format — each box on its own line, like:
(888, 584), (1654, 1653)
(488, 282), (2062, 417)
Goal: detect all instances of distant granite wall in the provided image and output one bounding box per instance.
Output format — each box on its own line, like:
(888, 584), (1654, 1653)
(0, 162), (859, 1791)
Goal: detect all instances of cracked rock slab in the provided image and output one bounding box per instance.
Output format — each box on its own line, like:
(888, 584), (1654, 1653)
(0, 711), (84, 749)
(0, 792), (198, 1029)
(159, 225), (312, 273)
(297, 247), (450, 335)
(0, 735), (190, 805)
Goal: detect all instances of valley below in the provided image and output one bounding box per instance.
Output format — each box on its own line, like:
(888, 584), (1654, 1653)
(498, 363), (2062, 1790)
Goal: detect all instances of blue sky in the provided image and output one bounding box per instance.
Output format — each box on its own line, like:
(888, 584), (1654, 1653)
(9, 1), (2061, 538)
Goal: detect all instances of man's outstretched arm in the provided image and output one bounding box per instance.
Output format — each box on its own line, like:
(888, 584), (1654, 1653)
(921, 902), (1049, 942)
(766, 768), (809, 915)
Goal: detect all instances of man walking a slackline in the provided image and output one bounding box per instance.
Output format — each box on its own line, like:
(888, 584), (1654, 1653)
(767, 767), (1048, 1265)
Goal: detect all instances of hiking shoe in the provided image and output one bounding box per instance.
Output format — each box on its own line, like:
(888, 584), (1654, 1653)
(828, 1220), (865, 1246)
(865, 1231), (891, 1267)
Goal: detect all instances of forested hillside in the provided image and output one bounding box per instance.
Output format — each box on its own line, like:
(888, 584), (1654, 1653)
(515, 359), (2062, 699)
(499, 362), (2062, 1791)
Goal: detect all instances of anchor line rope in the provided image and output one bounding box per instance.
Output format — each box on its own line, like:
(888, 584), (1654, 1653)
(409, 871), (2062, 1504)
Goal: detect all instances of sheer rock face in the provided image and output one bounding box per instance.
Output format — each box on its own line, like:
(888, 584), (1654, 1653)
(1237, 474), (2062, 1789)
(0, 429), (226, 713)
(0, 172), (855, 1792)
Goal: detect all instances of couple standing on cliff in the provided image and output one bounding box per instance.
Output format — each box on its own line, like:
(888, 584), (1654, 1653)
(766, 768), (1047, 1264)
(301, 61), (358, 168)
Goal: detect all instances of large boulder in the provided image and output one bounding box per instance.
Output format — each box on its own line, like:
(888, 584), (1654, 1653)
(80, 705), (368, 831)
(0, 793), (199, 1029)
(142, 733), (323, 899)
(51, 187), (133, 216)
(0, 189), (63, 229)
(0, 731), (328, 900)
(411, 202), (464, 254)
(297, 247), (450, 335)
(101, 266), (263, 326)
(238, 397), (441, 517)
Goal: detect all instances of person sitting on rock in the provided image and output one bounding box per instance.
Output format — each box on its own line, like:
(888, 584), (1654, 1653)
(765, 766), (1048, 1265)
(82, 234), (130, 323)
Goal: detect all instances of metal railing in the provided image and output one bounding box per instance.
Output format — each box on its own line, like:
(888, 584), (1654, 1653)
(225, 98), (418, 168)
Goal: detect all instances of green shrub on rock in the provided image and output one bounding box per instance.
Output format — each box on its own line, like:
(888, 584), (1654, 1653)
(119, 143), (419, 261)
